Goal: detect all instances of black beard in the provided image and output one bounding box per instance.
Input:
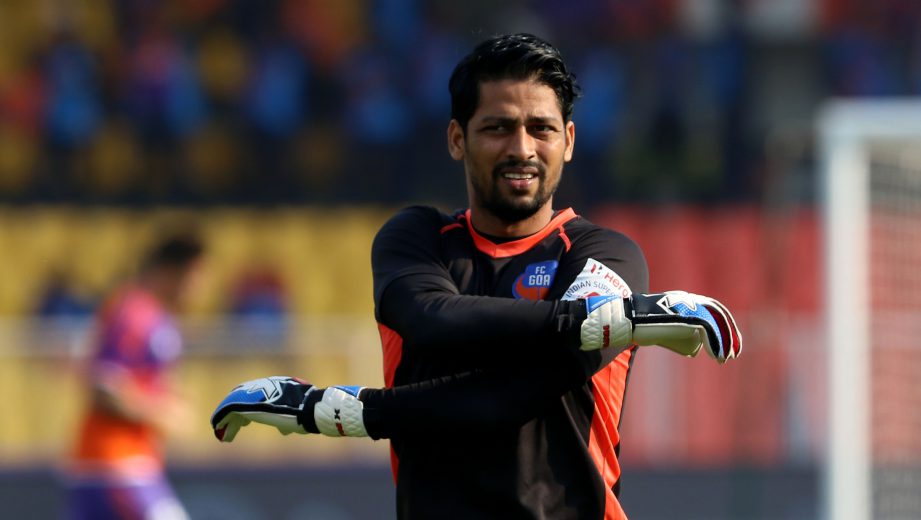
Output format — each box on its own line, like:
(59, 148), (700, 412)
(473, 160), (558, 223)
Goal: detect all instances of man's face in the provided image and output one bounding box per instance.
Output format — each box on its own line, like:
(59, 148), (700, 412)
(448, 78), (575, 224)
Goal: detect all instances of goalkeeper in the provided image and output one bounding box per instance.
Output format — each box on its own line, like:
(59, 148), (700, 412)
(212, 33), (741, 520)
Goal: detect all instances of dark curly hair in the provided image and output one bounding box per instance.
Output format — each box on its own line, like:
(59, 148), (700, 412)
(143, 232), (204, 271)
(448, 33), (581, 132)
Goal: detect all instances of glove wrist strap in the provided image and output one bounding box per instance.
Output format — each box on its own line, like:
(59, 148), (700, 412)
(297, 390), (323, 434)
(314, 386), (369, 437)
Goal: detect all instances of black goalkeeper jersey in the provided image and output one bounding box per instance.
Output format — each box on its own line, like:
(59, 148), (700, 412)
(371, 206), (649, 520)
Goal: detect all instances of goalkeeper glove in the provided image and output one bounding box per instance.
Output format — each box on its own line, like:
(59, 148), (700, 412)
(580, 291), (742, 363)
(210, 376), (368, 442)
(630, 291), (742, 363)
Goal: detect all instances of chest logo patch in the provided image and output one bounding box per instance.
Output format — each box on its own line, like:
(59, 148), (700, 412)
(513, 260), (559, 300)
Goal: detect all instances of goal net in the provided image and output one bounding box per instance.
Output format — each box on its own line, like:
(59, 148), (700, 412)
(819, 100), (921, 520)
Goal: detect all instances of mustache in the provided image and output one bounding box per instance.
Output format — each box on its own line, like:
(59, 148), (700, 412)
(492, 159), (545, 177)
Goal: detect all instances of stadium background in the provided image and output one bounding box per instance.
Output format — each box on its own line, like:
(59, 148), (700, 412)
(0, 0), (911, 518)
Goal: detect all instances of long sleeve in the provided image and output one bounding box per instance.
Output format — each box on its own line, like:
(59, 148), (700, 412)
(373, 206), (587, 357)
(365, 208), (649, 438)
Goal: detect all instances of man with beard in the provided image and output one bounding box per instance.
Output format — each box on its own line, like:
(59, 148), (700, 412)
(210, 34), (741, 520)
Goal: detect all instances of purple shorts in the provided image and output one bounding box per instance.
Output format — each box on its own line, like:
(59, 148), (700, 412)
(65, 474), (187, 520)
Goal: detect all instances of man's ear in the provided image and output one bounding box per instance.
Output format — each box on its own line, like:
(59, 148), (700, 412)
(564, 120), (575, 162)
(447, 119), (465, 161)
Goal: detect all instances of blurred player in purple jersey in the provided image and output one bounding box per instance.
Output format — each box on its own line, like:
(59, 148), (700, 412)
(65, 232), (204, 520)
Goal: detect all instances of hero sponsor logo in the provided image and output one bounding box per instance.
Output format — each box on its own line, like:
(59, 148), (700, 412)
(513, 260), (559, 300)
(562, 258), (632, 301)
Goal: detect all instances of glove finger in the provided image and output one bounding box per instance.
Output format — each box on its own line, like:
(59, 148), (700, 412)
(211, 409), (225, 431)
(210, 387), (257, 430)
(700, 305), (729, 361)
(215, 414), (236, 442)
(217, 421), (236, 442)
(702, 299), (742, 360)
(675, 299), (725, 361)
(711, 298), (742, 358)
(215, 412), (250, 442)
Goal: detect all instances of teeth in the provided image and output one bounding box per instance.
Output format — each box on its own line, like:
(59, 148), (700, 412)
(503, 173), (534, 179)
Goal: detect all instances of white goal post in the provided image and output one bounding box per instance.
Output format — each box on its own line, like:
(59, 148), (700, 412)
(818, 99), (921, 520)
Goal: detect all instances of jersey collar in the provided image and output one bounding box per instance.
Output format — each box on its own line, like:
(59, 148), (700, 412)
(463, 208), (577, 258)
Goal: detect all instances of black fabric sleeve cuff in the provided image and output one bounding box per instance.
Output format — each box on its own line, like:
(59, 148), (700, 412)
(558, 299), (588, 348)
(297, 389), (324, 434)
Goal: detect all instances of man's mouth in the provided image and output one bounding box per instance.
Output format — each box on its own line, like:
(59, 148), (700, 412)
(493, 161), (543, 192)
(499, 170), (539, 191)
(502, 172), (537, 180)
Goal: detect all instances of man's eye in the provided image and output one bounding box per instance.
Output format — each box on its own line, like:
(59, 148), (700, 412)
(529, 125), (556, 137)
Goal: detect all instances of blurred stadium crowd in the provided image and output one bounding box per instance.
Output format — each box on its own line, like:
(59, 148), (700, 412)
(1, 0), (920, 208)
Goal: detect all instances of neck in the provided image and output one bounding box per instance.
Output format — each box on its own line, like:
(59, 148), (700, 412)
(469, 203), (555, 238)
(139, 271), (178, 311)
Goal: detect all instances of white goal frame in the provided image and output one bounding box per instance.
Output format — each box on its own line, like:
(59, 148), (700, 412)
(818, 99), (921, 520)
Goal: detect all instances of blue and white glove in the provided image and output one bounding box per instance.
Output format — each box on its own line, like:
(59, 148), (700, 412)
(630, 291), (742, 363)
(580, 291), (742, 363)
(210, 376), (368, 442)
(579, 295), (633, 352)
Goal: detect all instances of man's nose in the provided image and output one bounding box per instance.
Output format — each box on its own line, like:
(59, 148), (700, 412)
(505, 126), (536, 161)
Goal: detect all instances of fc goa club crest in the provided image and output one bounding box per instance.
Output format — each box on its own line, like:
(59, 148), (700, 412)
(513, 260), (559, 300)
